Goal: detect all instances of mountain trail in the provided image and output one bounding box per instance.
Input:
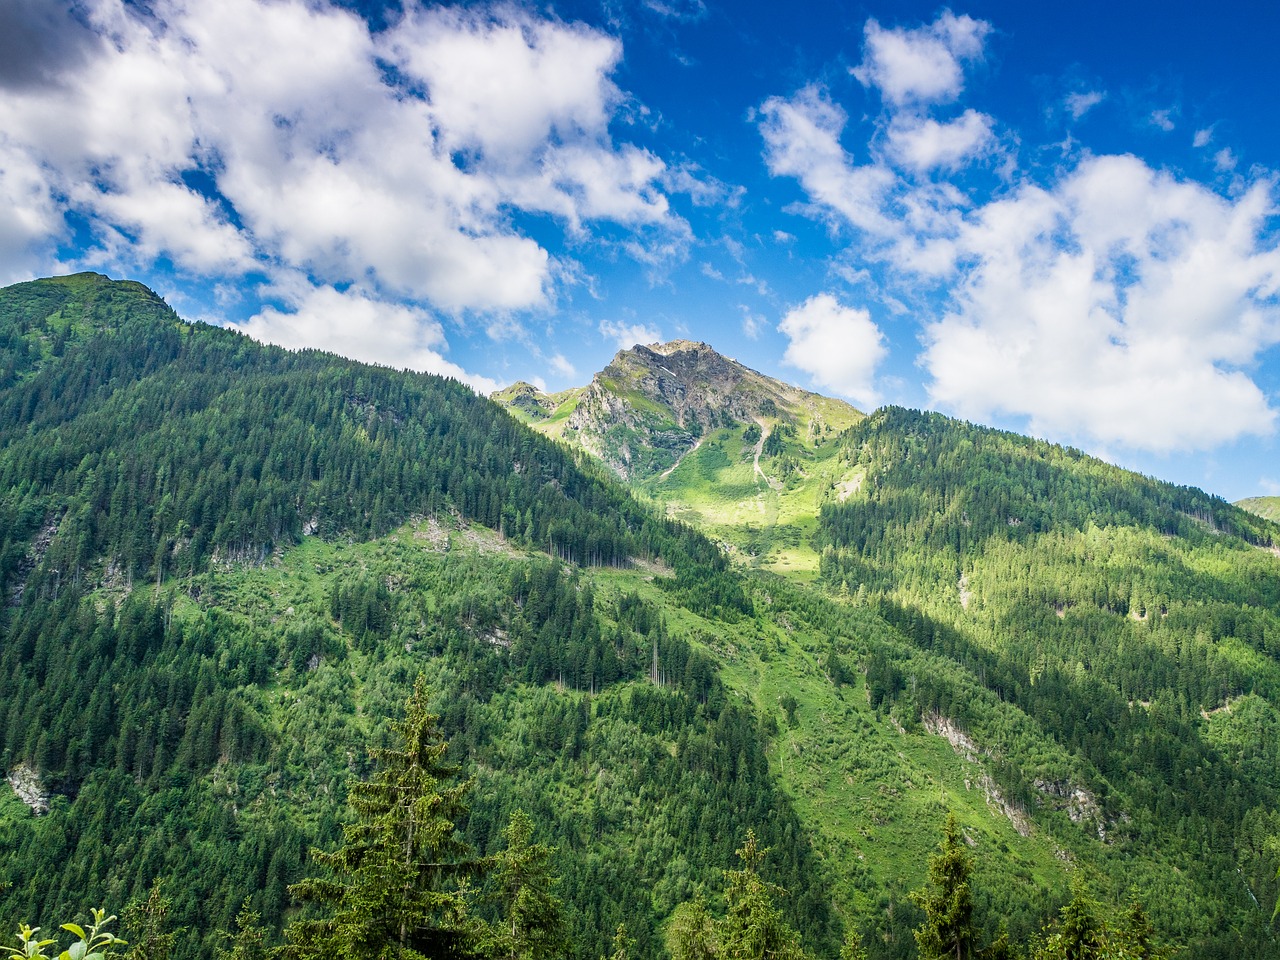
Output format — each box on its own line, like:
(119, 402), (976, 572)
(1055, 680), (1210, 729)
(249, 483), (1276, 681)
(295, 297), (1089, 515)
(657, 436), (704, 482)
(753, 420), (784, 491)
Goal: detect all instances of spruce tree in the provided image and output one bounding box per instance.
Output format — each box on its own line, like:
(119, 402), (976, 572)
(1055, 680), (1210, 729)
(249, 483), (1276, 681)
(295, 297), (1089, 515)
(665, 897), (719, 960)
(910, 814), (977, 960)
(484, 809), (569, 960)
(719, 830), (806, 960)
(285, 677), (477, 960)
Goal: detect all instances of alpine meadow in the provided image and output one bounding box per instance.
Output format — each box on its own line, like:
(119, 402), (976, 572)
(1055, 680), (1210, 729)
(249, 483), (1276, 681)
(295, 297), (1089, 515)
(2, 274), (1280, 960)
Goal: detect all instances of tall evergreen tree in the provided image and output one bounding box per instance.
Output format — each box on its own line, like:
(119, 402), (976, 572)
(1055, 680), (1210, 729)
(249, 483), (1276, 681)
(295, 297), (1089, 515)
(484, 809), (569, 960)
(719, 831), (806, 960)
(910, 814), (977, 960)
(285, 677), (477, 960)
(664, 898), (719, 960)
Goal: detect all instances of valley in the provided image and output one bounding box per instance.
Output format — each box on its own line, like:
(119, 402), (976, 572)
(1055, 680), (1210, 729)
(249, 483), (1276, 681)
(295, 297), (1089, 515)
(2, 275), (1280, 959)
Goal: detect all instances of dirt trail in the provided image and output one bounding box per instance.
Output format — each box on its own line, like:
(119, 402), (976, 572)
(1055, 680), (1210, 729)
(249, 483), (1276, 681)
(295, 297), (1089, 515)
(752, 420), (783, 491)
(657, 436), (704, 481)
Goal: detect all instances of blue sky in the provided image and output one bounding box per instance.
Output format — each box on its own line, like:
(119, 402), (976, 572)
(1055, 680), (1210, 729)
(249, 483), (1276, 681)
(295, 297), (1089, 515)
(3, 0), (1280, 501)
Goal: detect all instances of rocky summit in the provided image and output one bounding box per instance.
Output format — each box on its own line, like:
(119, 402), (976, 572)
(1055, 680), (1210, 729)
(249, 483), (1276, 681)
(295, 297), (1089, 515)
(495, 339), (861, 481)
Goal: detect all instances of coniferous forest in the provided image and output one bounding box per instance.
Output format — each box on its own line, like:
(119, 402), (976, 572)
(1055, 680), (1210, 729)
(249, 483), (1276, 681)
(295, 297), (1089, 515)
(3, 274), (1280, 959)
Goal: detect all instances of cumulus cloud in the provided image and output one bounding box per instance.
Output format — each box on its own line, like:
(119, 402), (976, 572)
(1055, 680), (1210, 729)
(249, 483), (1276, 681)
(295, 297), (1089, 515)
(0, 0), (684, 378)
(886, 110), (993, 171)
(922, 155), (1280, 450)
(852, 11), (990, 107)
(239, 281), (501, 393)
(600, 318), (662, 350)
(758, 86), (897, 235)
(761, 11), (1280, 454)
(778, 294), (886, 409)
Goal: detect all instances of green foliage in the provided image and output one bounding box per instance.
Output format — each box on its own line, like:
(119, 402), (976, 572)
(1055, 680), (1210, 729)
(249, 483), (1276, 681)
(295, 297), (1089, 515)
(482, 811), (569, 960)
(910, 814), (978, 960)
(1030, 886), (1167, 960)
(123, 883), (177, 960)
(213, 904), (268, 960)
(665, 832), (808, 960)
(2, 908), (125, 960)
(664, 899), (718, 960)
(719, 832), (806, 960)
(285, 677), (477, 960)
(837, 930), (868, 960)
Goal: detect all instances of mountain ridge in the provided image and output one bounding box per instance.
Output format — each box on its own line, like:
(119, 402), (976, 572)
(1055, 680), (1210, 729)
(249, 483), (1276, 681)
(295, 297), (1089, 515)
(4, 275), (1280, 958)
(493, 339), (862, 482)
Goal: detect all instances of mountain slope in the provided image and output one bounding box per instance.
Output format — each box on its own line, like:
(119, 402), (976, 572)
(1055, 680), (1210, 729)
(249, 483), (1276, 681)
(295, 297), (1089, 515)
(494, 341), (864, 577)
(513, 350), (1280, 957)
(1238, 496), (1280, 522)
(5, 280), (1280, 959)
(1, 276), (820, 959)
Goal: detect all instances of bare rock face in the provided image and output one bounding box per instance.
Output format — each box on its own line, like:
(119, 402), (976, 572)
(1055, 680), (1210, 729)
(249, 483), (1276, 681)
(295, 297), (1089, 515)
(493, 339), (862, 482)
(560, 341), (833, 480)
(6, 762), (50, 815)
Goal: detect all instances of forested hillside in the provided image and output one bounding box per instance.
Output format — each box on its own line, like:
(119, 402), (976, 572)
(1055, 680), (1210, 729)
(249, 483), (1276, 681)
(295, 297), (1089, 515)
(811, 408), (1280, 955)
(0, 275), (781, 957)
(3, 276), (1280, 960)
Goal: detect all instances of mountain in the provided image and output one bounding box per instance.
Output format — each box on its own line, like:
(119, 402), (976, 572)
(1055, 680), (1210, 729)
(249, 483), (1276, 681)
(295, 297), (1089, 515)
(495, 340), (861, 480)
(507, 342), (1280, 957)
(1239, 496), (1280, 523)
(5, 276), (1280, 960)
(493, 341), (863, 577)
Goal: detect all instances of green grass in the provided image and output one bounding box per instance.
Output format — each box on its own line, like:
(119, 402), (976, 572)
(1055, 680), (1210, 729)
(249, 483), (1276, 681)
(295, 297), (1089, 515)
(1237, 496), (1280, 523)
(637, 423), (865, 577)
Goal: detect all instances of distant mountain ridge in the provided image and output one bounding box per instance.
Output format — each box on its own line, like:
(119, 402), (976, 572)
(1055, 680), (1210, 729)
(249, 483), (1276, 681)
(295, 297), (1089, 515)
(493, 340), (861, 481)
(1238, 496), (1280, 522)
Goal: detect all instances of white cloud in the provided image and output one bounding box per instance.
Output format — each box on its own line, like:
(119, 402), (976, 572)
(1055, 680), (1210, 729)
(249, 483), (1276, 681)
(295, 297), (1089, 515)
(761, 13), (1280, 455)
(778, 294), (886, 408)
(1193, 127), (1214, 149)
(1149, 108), (1176, 132)
(237, 282), (500, 394)
(0, 0), (685, 375)
(549, 353), (577, 379)
(600, 318), (662, 350)
(758, 86), (897, 235)
(922, 155), (1280, 450)
(1215, 148), (1237, 172)
(886, 110), (993, 171)
(1065, 90), (1105, 120)
(852, 11), (990, 107)
(739, 304), (765, 340)
(662, 162), (744, 208)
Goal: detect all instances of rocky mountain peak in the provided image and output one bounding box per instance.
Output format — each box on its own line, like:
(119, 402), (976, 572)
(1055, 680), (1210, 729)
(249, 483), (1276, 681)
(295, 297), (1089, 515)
(491, 339), (861, 482)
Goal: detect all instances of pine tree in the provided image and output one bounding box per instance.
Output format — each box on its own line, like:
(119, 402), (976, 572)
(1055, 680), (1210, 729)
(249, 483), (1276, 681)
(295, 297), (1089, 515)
(215, 900), (270, 960)
(719, 830), (806, 960)
(838, 928), (868, 960)
(665, 897), (719, 960)
(285, 677), (477, 960)
(123, 882), (177, 960)
(484, 809), (569, 960)
(910, 813), (977, 960)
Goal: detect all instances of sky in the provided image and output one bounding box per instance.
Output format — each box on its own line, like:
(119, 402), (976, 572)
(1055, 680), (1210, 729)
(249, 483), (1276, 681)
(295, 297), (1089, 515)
(3, 0), (1280, 502)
